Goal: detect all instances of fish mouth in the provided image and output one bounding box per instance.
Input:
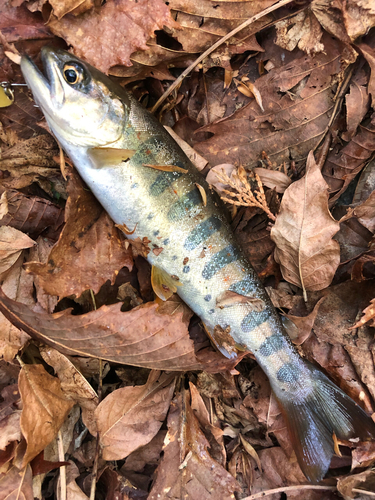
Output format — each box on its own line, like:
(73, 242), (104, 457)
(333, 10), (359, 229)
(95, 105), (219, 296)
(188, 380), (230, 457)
(20, 47), (66, 114)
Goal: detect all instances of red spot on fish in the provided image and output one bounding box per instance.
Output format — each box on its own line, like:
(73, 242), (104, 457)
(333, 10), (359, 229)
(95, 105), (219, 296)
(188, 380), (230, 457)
(145, 149), (151, 155)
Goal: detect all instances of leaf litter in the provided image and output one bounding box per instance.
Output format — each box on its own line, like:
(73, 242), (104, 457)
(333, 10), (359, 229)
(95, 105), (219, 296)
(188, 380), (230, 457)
(1, 0), (375, 498)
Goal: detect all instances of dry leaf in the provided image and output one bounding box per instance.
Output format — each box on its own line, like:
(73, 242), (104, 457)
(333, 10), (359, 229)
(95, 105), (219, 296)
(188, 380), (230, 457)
(18, 363), (74, 466)
(271, 152), (340, 297)
(0, 226), (35, 277)
(253, 168), (292, 194)
(0, 189), (64, 240)
(285, 297), (326, 345)
(337, 469), (375, 499)
(40, 347), (99, 435)
(0, 253), (34, 362)
(341, 190), (375, 234)
(0, 465), (34, 500)
(0, 384), (21, 451)
(164, 126), (208, 172)
(95, 370), (175, 460)
(322, 110), (375, 199)
(342, 70), (370, 142)
(195, 34), (355, 172)
(26, 167), (133, 297)
(148, 390), (240, 500)
(48, 0), (179, 73)
(0, 290), (207, 371)
(275, 10), (324, 55)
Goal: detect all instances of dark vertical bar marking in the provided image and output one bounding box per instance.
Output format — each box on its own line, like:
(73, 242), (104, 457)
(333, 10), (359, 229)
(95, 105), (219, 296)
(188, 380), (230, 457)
(149, 171), (183, 197)
(167, 189), (201, 222)
(202, 245), (240, 280)
(277, 362), (300, 383)
(184, 216), (222, 251)
(241, 309), (270, 333)
(258, 334), (285, 357)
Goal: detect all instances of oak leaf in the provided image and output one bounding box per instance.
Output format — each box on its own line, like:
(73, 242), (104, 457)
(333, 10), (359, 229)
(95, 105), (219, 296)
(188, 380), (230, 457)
(48, 0), (179, 73)
(95, 370), (175, 460)
(18, 363), (74, 466)
(271, 152), (340, 297)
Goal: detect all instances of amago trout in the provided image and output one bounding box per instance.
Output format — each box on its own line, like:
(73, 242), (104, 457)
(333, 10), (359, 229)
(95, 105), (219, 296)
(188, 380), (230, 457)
(20, 47), (375, 483)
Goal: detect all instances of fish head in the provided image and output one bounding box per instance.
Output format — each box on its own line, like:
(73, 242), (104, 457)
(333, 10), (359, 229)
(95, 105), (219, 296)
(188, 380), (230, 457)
(20, 47), (126, 147)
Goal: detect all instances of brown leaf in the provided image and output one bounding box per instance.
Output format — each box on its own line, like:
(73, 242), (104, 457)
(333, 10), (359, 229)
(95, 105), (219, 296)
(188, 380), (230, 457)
(48, 0), (179, 73)
(26, 168), (133, 297)
(96, 370), (175, 460)
(129, 236), (151, 258)
(275, 10), (324, 55)
(253, 168), (292, 194)
(0, 465), (34, 500)
(0, 289), (208, 371)
(195, 34), (355, 172)
(0, 226), (35, 276)
(40, 346), (99, 435)
(123, 430), (166, 472)
(0, 189), (64, 240)
(352, 440), (375, 470)
(0, 253), (34, 362)
(18, 363), (74, 466)
(271, 152), (340, 296)
(0, 384), (21, 451)
(342, 70), (370, 142)
(305, 280), (375, 409)
(342, 190), (375, 234)
(337, 469), (375, 499)
(358, 43), (375, 108)
(285, 297), (325, 345)
(148, 390), (240, 500)
(322, 110), (375, 199)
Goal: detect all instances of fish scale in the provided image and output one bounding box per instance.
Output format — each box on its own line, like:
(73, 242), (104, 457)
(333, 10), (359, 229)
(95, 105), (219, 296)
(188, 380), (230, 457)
(21, 47), (375, 483)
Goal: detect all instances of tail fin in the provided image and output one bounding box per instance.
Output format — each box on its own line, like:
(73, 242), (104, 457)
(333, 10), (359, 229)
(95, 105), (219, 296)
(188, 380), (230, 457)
(275, 363), (375, 483)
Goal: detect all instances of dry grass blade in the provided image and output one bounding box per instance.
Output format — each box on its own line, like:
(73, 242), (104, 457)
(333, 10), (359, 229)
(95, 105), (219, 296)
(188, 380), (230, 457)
(215, 166), (276, 221)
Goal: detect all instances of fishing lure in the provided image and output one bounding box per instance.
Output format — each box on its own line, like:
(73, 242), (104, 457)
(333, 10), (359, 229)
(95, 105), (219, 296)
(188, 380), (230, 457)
(20, 47), (375, 482)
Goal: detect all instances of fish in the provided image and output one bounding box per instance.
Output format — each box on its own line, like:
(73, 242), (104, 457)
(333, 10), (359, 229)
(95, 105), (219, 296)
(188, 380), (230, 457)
(20, 47), (375, 483)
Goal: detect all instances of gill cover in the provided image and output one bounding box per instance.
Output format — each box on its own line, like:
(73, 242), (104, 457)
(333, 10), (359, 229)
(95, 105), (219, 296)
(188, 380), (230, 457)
(20, 47), (126, 147)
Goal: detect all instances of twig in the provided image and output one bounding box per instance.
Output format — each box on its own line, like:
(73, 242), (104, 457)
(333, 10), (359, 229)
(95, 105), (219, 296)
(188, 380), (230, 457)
(57, 429), (67, 500)
(150, 0), (295, 114)
(242, 484), (337, 500)
(89, 292), (101, 500)
(215, 166), (276, 221)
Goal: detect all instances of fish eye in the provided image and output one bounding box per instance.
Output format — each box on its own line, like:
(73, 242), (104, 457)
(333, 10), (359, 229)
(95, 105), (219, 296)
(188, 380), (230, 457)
(63, 63), (84, 85)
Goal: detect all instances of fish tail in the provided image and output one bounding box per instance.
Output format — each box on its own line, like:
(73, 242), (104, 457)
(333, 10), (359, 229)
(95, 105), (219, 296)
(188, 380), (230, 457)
(274, 362), (375, 483)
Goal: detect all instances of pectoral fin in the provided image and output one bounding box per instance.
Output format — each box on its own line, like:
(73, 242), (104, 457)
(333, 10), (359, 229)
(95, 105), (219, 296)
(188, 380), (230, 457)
(89, 147), (136, 166)
(151, 265), (182, 301)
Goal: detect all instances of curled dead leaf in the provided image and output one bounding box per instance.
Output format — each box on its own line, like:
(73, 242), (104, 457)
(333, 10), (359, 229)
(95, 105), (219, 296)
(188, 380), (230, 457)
(18, 363), (74, 466)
